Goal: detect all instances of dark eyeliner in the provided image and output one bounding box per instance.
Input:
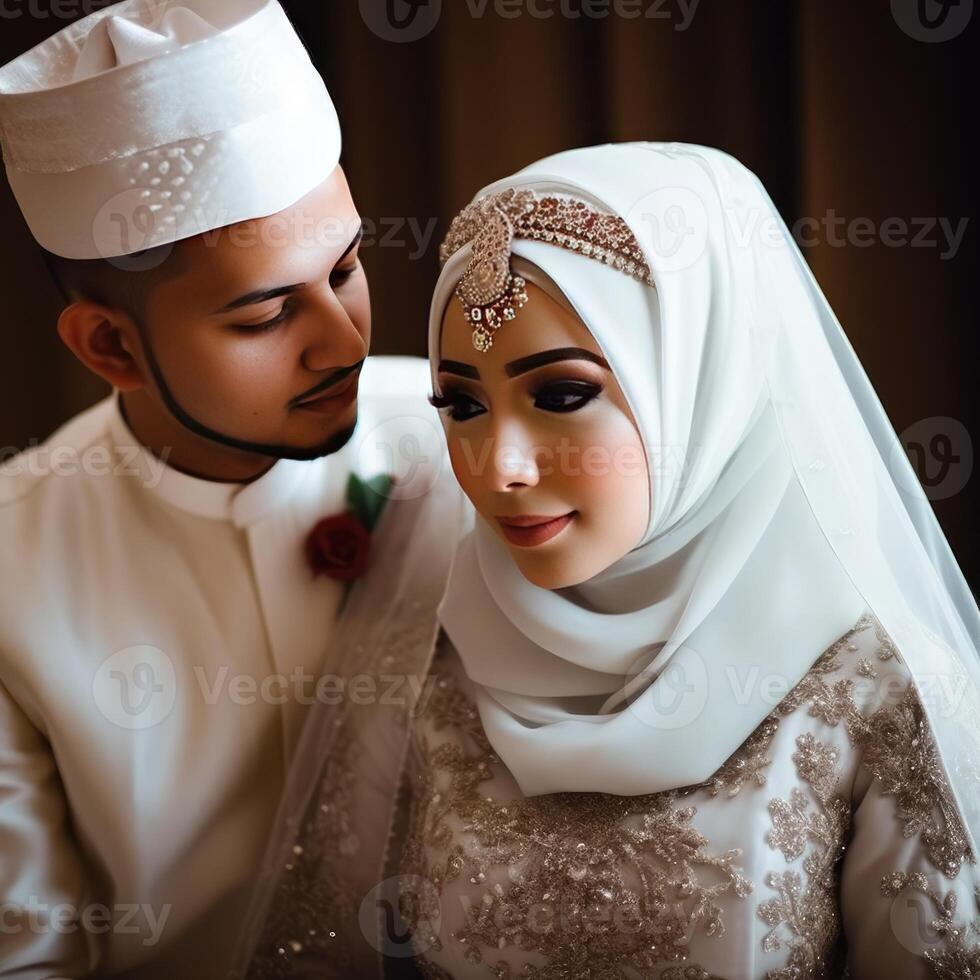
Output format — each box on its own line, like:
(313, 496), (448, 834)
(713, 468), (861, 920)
(428, 389), (486, 422)
(533, 379), (603, 413)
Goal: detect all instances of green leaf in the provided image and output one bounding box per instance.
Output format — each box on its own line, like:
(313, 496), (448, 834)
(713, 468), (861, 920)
(345, 472), (393, 532)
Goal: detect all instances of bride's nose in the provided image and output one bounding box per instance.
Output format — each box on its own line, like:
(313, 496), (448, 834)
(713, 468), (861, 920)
(489, 423), (541, 491)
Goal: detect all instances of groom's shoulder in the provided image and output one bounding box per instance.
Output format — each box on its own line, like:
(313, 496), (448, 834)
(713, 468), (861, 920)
(0, 395), (115, 516)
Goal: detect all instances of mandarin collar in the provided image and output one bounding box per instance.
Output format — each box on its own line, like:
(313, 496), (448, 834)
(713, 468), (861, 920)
(107, 391), (311, 528)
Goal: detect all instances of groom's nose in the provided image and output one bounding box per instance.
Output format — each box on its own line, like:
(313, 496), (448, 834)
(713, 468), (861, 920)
(300, 294), (368, 373)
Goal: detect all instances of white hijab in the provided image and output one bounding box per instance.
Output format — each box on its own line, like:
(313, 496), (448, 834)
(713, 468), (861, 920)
(431, 148), (863, 795)
(429, 143), (976, 828)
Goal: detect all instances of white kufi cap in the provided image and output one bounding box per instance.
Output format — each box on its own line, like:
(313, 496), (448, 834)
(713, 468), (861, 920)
(0, 0), (342, 259)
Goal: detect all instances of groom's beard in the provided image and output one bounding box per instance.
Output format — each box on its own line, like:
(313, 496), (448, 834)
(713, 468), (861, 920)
(136, 326), (359, 462)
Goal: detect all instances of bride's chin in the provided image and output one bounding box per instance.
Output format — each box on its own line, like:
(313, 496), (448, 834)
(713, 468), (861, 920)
(511, 548), (591, 591)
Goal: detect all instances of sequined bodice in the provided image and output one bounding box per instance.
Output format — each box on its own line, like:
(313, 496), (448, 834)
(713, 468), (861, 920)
(398, 612), (978, 979)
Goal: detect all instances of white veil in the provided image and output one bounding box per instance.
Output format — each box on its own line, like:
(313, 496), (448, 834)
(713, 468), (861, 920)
(428, 143), (980, 846)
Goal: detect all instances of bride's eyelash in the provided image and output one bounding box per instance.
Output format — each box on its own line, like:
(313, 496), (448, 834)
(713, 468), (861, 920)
(428, 390), (486, 422)
(532, 379), (604, 412)
(428, 379), (604, 419)
(427, 393), (454, 410)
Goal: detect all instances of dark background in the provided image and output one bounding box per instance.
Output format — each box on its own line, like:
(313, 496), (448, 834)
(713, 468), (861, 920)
(1, 0), (976, 590)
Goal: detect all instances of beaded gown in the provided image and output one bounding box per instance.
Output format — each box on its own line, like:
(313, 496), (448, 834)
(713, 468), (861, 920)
(397, 612), (980, 979)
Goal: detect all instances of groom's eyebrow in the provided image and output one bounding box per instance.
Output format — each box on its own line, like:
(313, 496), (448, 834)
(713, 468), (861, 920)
(212, 225), (363, 314)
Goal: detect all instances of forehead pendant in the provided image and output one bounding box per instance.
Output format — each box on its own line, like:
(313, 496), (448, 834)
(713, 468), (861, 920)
(441, 189), (654, 353)
(455, 205), (529, 353)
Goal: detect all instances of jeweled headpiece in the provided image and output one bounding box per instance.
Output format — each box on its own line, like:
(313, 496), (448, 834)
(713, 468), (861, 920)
(440, 188), (654, 352)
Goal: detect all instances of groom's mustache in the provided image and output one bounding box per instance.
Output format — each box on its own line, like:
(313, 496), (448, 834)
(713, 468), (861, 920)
(290, 359), (366, 408)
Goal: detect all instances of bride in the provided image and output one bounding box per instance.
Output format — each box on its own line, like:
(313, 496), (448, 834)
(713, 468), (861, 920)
(232, 143), (980, 979)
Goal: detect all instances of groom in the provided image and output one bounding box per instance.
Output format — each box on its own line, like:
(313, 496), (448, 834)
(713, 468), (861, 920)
(0, 2), (456, 977)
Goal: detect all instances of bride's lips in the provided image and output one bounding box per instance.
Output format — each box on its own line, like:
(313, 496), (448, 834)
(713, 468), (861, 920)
(495, 512), (577, 548)
(294, 372), (359, 413)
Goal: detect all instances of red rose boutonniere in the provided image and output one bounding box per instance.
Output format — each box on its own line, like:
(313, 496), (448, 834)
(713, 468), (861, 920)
(304, 472), (394, 606)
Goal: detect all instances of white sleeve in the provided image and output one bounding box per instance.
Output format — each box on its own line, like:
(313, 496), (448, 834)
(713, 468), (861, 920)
(0, 678), (94, 978)
(839, 679), (980, 979)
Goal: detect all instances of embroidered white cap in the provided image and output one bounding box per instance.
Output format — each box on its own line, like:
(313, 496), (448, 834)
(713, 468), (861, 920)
(0, 0), (341, 259)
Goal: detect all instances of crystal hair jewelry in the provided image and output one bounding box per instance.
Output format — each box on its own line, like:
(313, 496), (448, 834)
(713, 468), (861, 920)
(440, 188), (654, 352)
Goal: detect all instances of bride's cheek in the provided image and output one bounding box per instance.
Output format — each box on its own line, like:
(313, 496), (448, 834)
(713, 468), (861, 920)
(447, 435), (489, 500)
(571, 417), (648, 534)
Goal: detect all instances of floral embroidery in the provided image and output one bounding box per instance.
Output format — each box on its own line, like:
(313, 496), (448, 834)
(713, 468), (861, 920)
(402, 611), (978, 979)
(854, 684), (975, 878)
(880, 871), (980, 978)
(722, 611), (971, 870)
(401, 640), (751, 978)
(757, 733), (851, 978)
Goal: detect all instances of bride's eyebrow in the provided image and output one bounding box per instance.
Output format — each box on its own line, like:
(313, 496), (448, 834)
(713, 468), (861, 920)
(505, 348), (609, 378)
(438, 359), (480, 379)
(437, 348), (610, 381)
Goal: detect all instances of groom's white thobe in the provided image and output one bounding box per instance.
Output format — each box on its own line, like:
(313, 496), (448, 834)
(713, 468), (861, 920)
(0, 355), (447, 979)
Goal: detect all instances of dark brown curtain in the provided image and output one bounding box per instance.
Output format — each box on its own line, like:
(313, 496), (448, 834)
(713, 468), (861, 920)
(1, 0), (975, 588)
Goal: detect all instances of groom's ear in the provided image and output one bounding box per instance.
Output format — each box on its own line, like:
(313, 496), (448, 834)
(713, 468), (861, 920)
(57, 301), (147, 391)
